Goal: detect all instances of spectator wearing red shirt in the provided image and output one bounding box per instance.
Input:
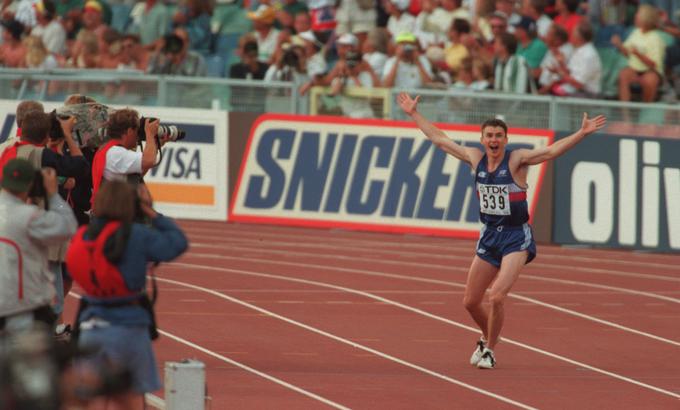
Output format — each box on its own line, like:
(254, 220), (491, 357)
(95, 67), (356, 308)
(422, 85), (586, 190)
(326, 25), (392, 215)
(553, 0), (583, 41)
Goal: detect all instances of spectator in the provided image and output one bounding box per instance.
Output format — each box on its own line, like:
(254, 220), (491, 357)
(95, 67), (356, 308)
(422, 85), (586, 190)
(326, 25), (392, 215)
(127, 0), (171, 47)
(298, 30), (327, 94)
(492, 31), (531, 93)
(336, 0), (376, 43)
(522, 0), (552, 39)
(414, 0), (445, 49)
(425, 45), (451, 86)
(444, 18), (471, 75)
(453, 56), (491, 89)
(554, 0), (584, 41)
(547, 20), (602, 97)
(98, 28), (123, 69)
(307, 0), (336, 38)
(30, 0), (67, 55)
(495, 0), (521, 29)
(382, 31), (433, 87)
(0, 18), (26, 67)
(247, 4), (279, 64)
(54, 0), (86, 17)
(513, 16), (547, 71)
(324, 32), (358, 82)
(0, 159), (77, 334)
(171, 0), (212, 52)
(292, 11), (312, 35)
(146, 31), (207, 76)
(116, 34), (146, 70)
(13, 0), (38, 30)
(66, 181), (187, 410)
(67, 30), (99, 68)
(282, 0), (308, 25)
(362, 28), (389, 77)
(229, 35), (269, 80)
(0, 100), (43, 155)
(24, 35), (58, 69)
(385, 0), (416, 39)
(612, 4), (666, 102)
(430, 0), (471, 37)
(537, 23), (573, 91)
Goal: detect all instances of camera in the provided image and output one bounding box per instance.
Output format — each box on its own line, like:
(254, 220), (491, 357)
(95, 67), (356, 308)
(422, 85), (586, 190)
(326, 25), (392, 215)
(282, 48), (300, 68)
(345, 51), (361, 69)
(137, 116), (186, 143)
(47, 110), (68, 141)
(53, 103), (185, 148)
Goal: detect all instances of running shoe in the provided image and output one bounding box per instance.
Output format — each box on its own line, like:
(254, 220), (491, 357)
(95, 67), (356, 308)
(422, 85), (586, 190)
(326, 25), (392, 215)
(477, 347), (496, 369)
(469, 338), (486, 366)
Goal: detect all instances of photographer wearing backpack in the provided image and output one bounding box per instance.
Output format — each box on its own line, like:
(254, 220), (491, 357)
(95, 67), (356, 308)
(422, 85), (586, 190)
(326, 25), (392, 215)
(66, 181), (187, 408)
(0, 159), (77, 333)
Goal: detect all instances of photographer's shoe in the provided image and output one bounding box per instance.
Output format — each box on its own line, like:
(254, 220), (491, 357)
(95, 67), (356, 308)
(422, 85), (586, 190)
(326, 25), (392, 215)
(469, 338), (486, 366)
(476, 347), (496, 369)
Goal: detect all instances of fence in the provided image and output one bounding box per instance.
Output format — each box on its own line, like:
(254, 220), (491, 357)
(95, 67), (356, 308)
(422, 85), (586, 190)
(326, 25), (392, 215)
(1, 68), (678, 136)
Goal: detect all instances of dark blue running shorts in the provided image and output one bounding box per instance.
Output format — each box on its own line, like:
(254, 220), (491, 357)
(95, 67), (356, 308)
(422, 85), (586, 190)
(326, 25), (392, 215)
(475, 223), (536, 267)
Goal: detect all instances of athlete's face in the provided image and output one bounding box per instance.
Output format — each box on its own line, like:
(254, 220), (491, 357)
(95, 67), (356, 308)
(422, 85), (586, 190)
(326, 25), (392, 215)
(481, 126), (507, 158)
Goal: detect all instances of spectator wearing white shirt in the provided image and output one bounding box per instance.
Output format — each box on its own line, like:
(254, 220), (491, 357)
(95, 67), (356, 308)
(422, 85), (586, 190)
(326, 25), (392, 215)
(537, 24), (573, 92)
(30, 0), (66, 56)
(329, 51), (379, 118)
(362, 28), (389, 76)
(386, 0), (416, 39)
(428, 0), (471, 35)
(382, 32), (433, 88)
(549, 21), (602, 97)
(414, 0), (445, 49)
(248, 5), (280, 64)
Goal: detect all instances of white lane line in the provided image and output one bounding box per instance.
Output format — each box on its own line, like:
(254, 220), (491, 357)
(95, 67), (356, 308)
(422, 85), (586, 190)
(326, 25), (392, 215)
(178, 255), (680, 346)
(189, 239), (680, 283)
(163, 263), (680, 400)
(185, 253), (680, 304)
(66, 293), (351, 410)
(183, 227), (680, 271)
(154, 276), (538, 410)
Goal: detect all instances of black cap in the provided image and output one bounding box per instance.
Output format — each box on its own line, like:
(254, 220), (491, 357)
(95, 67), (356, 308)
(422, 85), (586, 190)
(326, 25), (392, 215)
(0, 19), (25, 41)
(513, 16), (537, 33)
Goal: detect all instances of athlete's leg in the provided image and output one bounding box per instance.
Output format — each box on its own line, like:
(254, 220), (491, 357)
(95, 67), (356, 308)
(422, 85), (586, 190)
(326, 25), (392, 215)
(486, 251), (527, 350)
(462, 256), (499, 339)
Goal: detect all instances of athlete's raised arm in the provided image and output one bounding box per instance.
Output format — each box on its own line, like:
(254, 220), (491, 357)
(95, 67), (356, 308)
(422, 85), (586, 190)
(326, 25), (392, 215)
(398, 92), (483, 167)
(515, 113), (606, 166)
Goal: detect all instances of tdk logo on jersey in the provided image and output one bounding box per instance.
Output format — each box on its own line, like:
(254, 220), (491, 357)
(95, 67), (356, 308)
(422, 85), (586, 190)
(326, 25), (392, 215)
(478, 185), (509, 195)
(231, 115), (552, 238)
(478, 171), (487, 177)
(498, 170), (508, 176)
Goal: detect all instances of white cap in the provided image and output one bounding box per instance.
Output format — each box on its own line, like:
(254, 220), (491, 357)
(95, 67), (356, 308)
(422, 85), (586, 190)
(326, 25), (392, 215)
(298, 30), (322, 47)
(337, 33), (358, 47)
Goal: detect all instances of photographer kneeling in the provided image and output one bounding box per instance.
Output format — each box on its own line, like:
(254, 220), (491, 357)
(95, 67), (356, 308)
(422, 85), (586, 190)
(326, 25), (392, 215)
(0, 159), (77, 333)
(91, 108), (167, 203)
(66, 181), (188, 408)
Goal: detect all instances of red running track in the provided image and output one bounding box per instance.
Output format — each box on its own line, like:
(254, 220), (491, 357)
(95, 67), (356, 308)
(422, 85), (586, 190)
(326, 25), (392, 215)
(65, 221), (680, 409)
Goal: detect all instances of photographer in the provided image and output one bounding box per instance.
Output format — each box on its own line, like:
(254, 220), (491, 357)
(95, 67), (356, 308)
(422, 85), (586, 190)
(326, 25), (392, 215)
(263, 42), (309, 85)
(0, 100), (44, 154)
(66, 181), (188, 409)
(328, 51), (379, 118)
(91, 108), (166, 204)
(0, 159), (77, 333)
(381, 32), (433, 88)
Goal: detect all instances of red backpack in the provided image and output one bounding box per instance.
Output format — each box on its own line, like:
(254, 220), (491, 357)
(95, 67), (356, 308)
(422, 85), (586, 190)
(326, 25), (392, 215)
(66, 221), (134, 298)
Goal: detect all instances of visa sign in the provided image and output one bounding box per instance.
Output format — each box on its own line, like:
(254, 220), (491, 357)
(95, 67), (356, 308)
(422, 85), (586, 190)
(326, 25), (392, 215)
(231, 115), (552, 237)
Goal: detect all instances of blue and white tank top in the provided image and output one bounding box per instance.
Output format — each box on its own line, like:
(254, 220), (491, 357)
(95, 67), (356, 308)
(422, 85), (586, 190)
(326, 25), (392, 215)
(475, 150), (529, 227)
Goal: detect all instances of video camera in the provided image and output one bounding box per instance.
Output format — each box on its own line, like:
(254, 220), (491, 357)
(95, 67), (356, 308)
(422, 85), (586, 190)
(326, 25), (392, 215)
(49, 103), (185, 148)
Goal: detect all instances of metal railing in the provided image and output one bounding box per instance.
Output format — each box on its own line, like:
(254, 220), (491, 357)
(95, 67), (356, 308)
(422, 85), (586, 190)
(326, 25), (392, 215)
(1, 68), (678, 136)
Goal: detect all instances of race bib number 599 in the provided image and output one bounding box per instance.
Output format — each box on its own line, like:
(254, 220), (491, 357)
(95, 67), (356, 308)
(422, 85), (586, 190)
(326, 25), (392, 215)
(478, 184), (510, 215)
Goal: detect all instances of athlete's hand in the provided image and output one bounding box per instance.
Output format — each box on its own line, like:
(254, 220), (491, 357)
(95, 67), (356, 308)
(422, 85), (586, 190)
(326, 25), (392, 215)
(580, 113), (607, 135)
(397, 92), (420, 116)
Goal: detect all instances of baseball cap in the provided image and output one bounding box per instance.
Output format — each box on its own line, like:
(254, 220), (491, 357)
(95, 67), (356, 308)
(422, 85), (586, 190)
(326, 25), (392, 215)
(513, 16), (537, 33)
(395, 32), (417, 43)
(83, 0), (102, 13)
(1, 159), (36, 193)
(0, 19), (25, 41)
(337, 33), (358, 47)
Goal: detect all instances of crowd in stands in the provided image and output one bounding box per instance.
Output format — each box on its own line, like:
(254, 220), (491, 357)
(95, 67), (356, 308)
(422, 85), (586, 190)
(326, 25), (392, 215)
(1, 0), (679, 107)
